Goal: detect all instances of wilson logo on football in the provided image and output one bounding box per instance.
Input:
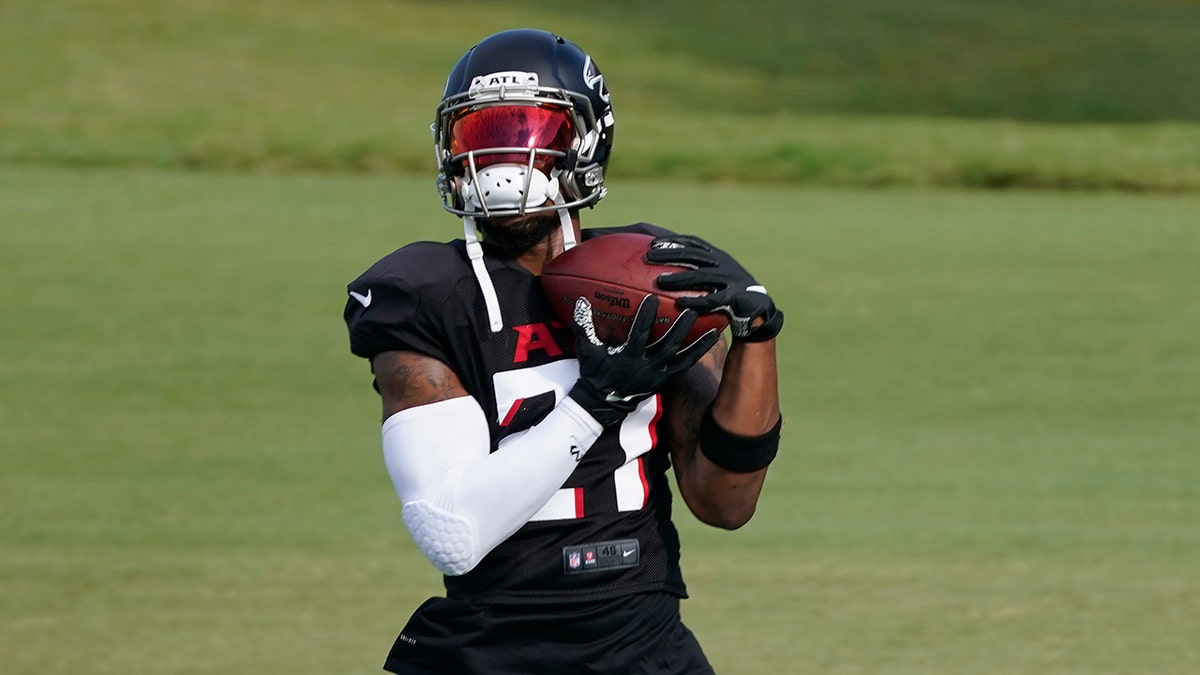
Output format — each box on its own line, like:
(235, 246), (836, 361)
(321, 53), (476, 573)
(593, 291), (631, 308)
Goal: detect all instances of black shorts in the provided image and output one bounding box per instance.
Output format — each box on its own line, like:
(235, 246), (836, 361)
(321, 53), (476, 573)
(383, 591), (715, 675)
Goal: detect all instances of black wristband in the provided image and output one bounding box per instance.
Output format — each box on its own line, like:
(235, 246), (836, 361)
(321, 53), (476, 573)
(697, 405), (781, 472)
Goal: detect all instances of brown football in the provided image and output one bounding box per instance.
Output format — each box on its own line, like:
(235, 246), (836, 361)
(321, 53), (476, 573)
(541, 232), (728, 346)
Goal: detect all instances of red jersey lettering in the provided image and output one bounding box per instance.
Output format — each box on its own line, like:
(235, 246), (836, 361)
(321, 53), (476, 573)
(512, 321), (566, 363)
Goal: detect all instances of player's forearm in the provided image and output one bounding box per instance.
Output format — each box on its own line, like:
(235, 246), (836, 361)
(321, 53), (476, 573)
(710, 338), (780, 436)
(679, 338), (781, 528)
(382, 395), (603, 575)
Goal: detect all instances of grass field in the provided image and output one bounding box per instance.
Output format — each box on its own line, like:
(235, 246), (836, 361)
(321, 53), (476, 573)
(4, 0), (1199, 672)
(3, 0), (1200, 189)
(2, 167), (1198, 674)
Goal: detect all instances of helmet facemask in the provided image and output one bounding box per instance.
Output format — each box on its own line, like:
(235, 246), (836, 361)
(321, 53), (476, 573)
(433, 71), (609, 222)
(446, 104), (573, 218)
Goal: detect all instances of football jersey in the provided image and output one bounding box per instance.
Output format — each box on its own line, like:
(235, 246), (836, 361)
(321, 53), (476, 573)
(344, 223), (690, 605)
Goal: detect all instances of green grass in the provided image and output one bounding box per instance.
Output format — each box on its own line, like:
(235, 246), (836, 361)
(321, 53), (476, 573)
(3, 167), (1198, 673)
(2, 0), (1200, 189)
(570, 0), (1200, 122)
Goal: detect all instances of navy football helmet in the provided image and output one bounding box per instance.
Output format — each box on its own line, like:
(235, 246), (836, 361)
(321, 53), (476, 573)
(433, 29), (616, 222)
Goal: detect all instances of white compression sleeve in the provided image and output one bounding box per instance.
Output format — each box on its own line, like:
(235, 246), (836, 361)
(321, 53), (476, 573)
(381, 395), (603, 576)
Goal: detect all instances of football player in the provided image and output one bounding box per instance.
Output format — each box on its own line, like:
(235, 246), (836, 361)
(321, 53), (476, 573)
(344, 28), (785, 674)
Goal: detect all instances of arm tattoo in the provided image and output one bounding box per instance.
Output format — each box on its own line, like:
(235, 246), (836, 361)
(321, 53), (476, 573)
(372, 351), (464, 419)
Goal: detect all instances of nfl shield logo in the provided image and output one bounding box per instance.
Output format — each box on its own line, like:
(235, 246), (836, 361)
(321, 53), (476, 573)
(568, 552), (581, 569)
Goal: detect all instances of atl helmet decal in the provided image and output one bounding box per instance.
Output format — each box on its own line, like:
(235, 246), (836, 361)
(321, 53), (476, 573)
(468, 71), (540, 99)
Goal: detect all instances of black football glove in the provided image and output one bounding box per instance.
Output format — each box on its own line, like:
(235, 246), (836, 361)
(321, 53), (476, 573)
(568, 295), (720, 427)
(646, 235), (784, 342)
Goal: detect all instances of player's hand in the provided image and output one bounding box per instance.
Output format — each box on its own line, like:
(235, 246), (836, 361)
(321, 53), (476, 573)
(568, 295), (719, 427)
(646, 235), (784, 343)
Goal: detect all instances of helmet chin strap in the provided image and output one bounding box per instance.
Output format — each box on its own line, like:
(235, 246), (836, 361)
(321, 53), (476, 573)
(459, 168), (576, 333)
(549, 171), (577, 252)
(559, 203), (576, 251)
(462, 211), (505, 333)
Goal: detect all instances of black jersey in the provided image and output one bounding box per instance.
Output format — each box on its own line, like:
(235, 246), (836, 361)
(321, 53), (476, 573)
(345, 223), (689, 605)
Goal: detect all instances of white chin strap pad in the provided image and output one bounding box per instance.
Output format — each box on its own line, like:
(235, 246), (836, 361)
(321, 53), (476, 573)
(463, 163), (558, 212)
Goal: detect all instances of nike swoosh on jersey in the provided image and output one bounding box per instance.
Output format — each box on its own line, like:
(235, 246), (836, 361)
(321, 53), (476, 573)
(349, 289), (372, 308)
(605, 391), (650, 404)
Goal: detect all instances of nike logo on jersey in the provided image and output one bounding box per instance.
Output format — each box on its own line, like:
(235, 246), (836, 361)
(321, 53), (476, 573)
(605, 391), (650, 404)
(349, 289), (372, 308)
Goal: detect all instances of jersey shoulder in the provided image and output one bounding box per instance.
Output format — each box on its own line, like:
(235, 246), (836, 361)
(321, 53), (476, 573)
(344, 240), (472, 360)
(352, 240), (471, 289)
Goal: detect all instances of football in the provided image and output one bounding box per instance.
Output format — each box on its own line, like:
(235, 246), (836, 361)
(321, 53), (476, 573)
(541, 232), (728, 346)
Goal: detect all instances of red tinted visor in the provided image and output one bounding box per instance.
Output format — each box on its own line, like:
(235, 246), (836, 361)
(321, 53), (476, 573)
(449, 106), (574, 170)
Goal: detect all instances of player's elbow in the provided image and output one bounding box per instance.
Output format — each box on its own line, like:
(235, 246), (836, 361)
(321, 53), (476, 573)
(680, 477), (761, 530)
(687, 497), (758, 530)
(401, 500), (483, 576)
(698, 505), (757, 531)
